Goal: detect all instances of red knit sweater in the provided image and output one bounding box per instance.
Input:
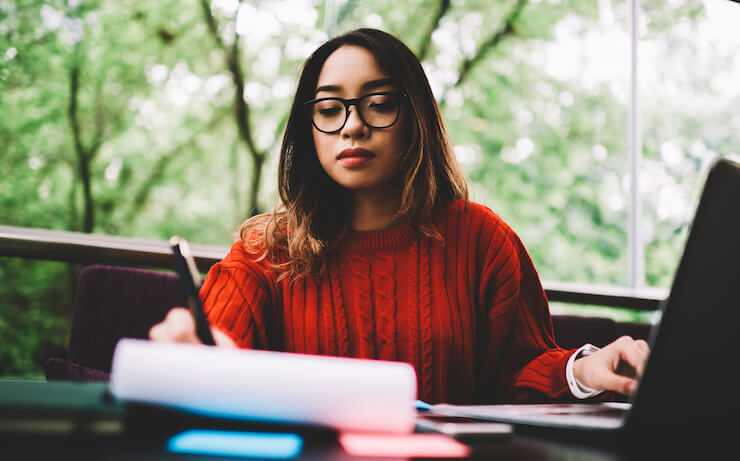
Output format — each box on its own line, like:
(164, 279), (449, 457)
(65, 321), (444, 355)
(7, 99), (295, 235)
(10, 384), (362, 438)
(201, 200), (578, 404)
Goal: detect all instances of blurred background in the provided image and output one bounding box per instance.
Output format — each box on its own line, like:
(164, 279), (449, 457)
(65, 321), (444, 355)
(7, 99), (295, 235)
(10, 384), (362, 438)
(1, 0), (739, 377)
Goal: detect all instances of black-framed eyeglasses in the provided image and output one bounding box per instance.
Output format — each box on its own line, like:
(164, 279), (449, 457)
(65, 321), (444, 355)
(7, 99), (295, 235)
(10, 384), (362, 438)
(303, 92), (407, 134)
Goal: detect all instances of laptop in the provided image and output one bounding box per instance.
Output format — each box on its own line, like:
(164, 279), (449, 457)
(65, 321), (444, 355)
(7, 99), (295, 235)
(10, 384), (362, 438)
(431, 158), (740, 436)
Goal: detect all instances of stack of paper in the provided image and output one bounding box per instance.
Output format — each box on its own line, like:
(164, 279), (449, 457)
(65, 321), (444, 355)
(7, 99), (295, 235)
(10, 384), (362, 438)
(110, 339), (417, 433)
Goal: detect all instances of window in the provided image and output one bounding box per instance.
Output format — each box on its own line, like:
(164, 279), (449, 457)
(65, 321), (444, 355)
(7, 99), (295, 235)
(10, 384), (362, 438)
(321, 0), (740, 290)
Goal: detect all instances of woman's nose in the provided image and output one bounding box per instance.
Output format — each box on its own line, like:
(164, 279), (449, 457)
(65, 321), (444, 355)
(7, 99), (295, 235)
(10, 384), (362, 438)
(341, 107), (368, 139)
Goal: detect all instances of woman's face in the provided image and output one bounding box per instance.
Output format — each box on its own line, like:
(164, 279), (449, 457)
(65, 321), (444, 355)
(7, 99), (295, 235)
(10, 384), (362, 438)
(310, 45), (409, 195)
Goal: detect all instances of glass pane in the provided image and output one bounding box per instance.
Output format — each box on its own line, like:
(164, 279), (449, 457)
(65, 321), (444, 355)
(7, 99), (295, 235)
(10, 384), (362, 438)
(328, 1), (633, 286)
(640, 0), (740, 287)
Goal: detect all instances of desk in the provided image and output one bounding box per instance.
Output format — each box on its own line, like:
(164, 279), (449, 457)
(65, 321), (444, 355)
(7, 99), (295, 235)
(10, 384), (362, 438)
(1, 380), (732, 460)
(1, 427), (734, 460)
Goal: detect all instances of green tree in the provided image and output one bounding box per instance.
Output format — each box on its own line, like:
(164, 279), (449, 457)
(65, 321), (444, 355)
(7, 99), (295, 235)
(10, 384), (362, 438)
(3, 0), (737, 377)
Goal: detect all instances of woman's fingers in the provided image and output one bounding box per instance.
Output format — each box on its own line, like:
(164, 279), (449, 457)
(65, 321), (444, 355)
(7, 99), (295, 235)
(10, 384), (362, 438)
(597, 371), (637, 395)
(634, 339), (650, 357)
(212, 328), (238, 348)
(573, 336), (650, 394)
(614, 336), (649, 378)
(149, 307), (236, 347)
(149, 307), (199, 343)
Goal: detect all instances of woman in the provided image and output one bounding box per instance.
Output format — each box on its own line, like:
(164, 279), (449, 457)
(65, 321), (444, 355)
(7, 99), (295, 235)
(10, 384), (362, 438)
(150, 28), (648, 404)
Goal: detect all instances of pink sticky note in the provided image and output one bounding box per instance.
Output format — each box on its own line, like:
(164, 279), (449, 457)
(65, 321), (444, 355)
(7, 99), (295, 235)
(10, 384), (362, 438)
(338, 433), (471, 458)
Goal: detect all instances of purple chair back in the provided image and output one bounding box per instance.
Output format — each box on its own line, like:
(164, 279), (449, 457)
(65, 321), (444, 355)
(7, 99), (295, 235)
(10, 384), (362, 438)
(67, 265), (186, 373)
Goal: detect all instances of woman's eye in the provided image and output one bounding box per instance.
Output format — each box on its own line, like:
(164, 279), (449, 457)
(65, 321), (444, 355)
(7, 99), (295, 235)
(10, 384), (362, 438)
(365, 94), (398, 111)
(369, 101), (396, 112)
(318, 106), (342, 116)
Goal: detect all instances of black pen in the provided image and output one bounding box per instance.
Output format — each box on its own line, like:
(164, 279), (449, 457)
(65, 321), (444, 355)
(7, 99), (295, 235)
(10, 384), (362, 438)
(169, 235), (216, 345)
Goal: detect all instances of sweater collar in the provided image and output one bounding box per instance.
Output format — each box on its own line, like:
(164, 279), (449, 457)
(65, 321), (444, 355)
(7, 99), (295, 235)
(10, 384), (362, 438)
(340, 220), (418, 250)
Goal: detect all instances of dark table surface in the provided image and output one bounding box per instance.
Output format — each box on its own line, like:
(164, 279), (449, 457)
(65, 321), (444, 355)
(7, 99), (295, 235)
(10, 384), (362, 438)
(2, 379), (734, 460)
(2, 422), (735, 461)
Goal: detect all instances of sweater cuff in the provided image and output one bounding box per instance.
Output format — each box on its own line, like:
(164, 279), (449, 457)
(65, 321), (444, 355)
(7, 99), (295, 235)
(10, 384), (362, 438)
(566, 343), (604, 399)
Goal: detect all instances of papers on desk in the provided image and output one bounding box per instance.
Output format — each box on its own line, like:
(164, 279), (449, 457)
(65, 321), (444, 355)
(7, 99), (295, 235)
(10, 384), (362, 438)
(110, 339), (417, 434)
(0, 380), (123, 435)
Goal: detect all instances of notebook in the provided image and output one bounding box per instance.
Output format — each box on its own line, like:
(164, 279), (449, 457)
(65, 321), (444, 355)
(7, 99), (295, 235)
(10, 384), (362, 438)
(0, 379), (123, 435)
(431, 158), (740, 436)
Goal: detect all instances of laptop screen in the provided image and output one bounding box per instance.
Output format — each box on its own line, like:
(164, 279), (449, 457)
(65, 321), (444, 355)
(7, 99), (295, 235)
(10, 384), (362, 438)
(625, 158), (740, 435)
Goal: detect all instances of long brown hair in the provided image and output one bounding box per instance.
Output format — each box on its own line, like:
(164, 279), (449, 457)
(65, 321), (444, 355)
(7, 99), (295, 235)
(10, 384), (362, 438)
(240, 28), (468, 280)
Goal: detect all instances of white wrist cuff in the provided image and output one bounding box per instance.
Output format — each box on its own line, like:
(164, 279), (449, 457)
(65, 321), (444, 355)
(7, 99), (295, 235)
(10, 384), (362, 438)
(566, 343), (604, 399)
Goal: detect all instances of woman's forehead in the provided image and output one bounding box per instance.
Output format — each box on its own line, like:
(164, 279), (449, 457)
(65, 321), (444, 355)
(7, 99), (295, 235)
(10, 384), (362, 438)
(315, 45), (394, 92)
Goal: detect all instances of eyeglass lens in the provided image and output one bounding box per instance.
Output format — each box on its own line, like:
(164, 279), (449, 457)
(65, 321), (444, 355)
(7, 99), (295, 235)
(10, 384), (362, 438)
(310, 93), (401, 132)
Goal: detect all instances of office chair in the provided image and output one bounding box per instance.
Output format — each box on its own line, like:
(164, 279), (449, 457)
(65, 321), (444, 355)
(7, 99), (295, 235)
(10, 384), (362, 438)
(45, 265), (186, 381)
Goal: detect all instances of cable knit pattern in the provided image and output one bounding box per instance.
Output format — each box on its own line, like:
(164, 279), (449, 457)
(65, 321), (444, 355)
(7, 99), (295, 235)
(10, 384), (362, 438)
(201, 200), (579, 404)
(318, 270), (335, 355)
(374, 249), (397, 361)
(329, 259), (349, 357)
(350, 253), (375, 359)
(406, 240), (419, 373)
(419, 237), (434, 402)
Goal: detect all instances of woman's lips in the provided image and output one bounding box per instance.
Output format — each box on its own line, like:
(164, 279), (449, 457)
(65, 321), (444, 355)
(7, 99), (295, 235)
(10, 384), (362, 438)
(337, 148), (376, 168)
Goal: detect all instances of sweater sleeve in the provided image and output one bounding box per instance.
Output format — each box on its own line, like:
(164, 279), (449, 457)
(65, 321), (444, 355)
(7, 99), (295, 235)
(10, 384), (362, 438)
(479, 220), (577, 402)
(199, 241), (278, 350)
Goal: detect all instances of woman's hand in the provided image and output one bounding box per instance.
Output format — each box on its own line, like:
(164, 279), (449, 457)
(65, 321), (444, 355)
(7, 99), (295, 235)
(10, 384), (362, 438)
(572, 336), (650, 395)
(149, 307), (237, 347)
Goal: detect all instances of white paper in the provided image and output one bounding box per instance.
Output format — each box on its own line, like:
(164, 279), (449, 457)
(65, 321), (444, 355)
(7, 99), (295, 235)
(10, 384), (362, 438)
(110, 339), (417, 433)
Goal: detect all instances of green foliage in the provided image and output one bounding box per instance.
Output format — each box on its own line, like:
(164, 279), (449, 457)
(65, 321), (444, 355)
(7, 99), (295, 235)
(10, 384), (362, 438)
(0, 259), (74, 378)
(2, 0), (738, 377)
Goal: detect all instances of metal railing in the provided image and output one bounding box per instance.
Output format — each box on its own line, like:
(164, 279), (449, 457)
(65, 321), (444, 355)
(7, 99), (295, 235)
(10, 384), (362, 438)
(0, 225), (667, 311)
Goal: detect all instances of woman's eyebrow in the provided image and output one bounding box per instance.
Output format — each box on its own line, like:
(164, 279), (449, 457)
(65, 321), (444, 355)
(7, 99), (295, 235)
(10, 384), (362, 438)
(315, 84), (341, 94)
(314, 78), (395, 95)
(361, 78), (394, 91)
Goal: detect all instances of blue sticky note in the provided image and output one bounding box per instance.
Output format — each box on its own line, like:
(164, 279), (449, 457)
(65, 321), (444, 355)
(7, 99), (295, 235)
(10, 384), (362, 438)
(167, 429), (303, 459)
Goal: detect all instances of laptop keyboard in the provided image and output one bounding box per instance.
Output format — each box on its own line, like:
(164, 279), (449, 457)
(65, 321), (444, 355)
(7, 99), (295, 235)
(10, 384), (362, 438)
(541, 407), (627, 418)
